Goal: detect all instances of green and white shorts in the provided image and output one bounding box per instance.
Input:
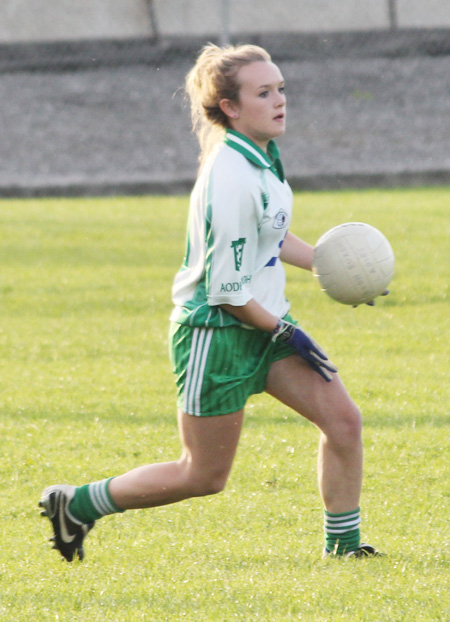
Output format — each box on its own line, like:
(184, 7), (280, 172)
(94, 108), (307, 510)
(168, 318), (297, 417)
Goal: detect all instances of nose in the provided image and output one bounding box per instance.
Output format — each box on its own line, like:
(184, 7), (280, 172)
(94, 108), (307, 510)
(275, 90), (285, 106)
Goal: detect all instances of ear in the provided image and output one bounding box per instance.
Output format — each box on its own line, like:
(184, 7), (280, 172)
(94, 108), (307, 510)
(219, 98), (240, 120)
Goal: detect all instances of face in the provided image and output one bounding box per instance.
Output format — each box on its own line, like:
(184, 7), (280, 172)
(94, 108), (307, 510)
(221, 61), (286, 151)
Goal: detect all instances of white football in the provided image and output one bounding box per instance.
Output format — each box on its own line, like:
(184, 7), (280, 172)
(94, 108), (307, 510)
(312, 222), (395, 305)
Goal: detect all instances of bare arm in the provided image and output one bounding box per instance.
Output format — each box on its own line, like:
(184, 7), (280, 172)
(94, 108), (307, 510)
(280, 231), (314, 271)
(221, 296), (338, 382)
(221, 298), (279, 333)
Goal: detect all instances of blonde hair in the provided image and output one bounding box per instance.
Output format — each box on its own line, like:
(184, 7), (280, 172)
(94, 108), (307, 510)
(185, 43), (271, 167)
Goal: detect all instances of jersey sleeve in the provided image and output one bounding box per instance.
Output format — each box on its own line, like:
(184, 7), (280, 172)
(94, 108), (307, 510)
(206, 166), (261, 307)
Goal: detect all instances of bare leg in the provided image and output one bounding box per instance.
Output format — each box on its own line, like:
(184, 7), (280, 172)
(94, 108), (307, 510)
(265, 356), (362, 513)
(109, 409), (244, 510)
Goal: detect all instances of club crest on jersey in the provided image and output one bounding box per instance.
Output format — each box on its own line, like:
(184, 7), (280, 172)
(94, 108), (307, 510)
(273, 209), (288, 229)
(231, 238), (246, 271)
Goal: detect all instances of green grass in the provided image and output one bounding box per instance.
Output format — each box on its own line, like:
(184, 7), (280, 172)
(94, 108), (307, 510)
(0, 188), (449, 621)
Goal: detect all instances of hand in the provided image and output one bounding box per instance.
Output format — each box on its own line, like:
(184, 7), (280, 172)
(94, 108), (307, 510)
(272, 320), (338, 382)
(353, 290), (390, 308)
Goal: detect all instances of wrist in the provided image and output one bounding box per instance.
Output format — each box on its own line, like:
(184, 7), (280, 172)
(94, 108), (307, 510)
(272, 319), (297, 343)
(272, 319), (287, 342)
(272, 318), (290, 341)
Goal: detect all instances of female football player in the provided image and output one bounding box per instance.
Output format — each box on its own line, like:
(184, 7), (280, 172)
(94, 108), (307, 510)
(40, 43), (381, 561)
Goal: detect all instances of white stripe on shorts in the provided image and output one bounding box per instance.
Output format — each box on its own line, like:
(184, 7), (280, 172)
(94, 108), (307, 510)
(184, 327), (214, 415)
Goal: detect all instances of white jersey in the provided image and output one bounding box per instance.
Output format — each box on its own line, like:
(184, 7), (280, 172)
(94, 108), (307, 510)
(170, 129), (293, 327)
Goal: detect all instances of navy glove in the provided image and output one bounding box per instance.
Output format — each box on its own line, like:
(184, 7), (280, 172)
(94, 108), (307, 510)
(272, 320), (338, 382)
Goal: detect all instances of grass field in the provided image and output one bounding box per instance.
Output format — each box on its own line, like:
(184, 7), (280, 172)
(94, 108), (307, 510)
(1, 187), (449, 621)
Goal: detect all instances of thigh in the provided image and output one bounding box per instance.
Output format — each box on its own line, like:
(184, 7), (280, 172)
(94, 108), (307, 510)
(265, 355), (359, 433)
(178, 409), (244, 478)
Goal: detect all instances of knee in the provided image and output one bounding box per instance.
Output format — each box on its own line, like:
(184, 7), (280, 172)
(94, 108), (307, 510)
(181, 462), (230, 498)
(325, 403), (362, 450)
(191, 472), (229, 497)
(343, 404), (363, 440)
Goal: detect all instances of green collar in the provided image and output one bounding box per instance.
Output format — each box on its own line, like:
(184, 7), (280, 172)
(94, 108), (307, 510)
(224, 129), (285, 182)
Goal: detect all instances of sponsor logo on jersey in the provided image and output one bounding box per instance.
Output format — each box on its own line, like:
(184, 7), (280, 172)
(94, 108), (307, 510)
(220, 275), (252, 293)
(230, 238), (246, 271)
(273, 209), (288, 229)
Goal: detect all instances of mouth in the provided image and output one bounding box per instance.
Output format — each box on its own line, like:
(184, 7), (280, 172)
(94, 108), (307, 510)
(273, 113), (285, 122)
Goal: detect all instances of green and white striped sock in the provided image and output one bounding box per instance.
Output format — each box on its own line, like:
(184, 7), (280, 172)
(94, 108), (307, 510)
(324, 508), (361, 555)
(68, 477), (124, 524)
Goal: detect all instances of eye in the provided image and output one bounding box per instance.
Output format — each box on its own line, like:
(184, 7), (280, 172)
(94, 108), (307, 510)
(279, 86), (285, 95)
(258, 90), (269, 98)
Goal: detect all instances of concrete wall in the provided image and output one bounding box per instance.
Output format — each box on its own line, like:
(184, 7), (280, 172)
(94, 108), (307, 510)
(0, 0), (153, 42)
(1, 0), (449, 43)
(155, 0), (389, 35)
(396, 0), (450, 28)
